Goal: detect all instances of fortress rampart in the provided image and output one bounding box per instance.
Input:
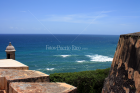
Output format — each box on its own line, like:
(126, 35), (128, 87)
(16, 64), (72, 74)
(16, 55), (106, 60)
(0, 43), (77, 93)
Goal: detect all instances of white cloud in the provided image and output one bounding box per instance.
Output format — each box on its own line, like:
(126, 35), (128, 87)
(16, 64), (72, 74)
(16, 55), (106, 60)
(10, 26), (13, 29)
(20, 11), (26, 12)
(41, 11), (111, 24)
(100, 11), (112, 13)
(9, 26), (23, 30)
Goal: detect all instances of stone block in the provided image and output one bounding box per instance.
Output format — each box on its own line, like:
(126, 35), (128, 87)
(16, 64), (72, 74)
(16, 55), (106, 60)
(0, 59), (29, 70)
(0, 69), (49, 93)
(9, 82), (77, 93)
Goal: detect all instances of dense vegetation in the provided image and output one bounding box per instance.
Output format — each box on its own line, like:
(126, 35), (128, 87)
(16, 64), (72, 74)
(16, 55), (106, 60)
(50, 68), (110, 93)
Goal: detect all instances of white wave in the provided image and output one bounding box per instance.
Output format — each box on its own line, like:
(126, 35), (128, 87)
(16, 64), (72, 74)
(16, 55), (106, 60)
(86, 54), (113, 62)
(60, 55), (70, 57)
(46, 68), (54, 70)
(59, 55), (71, 58)
(54, 55), (78, 58)
(76, 60), (85, 63)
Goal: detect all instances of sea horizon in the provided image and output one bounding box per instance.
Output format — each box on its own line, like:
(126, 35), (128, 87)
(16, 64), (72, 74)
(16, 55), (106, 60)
(0, 33), (120, 35)
(0, 34), (119, 74)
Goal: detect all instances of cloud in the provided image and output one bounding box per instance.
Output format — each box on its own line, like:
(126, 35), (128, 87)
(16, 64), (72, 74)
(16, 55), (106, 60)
(10, 26), (13, 29)
(41, 11), (111, 24)
(20, 11), (26, 12)
(9, 26), (20, 30)
(100, 11), (112, 13)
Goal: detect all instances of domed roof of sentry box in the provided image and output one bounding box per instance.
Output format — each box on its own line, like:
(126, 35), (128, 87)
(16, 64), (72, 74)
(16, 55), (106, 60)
(5, 42), (16, 52)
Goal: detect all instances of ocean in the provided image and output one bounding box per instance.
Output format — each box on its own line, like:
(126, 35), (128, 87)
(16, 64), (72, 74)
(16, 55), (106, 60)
(0, 34), (119, 74)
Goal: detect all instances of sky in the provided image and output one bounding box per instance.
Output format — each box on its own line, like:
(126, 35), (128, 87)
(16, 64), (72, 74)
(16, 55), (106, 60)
(0, 0), (140, 35)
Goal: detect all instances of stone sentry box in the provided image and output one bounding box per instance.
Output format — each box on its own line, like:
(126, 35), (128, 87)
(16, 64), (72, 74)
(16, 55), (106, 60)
(5, 42), (16, 60)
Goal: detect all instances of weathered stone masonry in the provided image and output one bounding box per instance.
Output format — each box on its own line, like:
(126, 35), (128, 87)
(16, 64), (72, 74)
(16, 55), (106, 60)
(102, 32), (140, 93)
(0, 43), (77, 93)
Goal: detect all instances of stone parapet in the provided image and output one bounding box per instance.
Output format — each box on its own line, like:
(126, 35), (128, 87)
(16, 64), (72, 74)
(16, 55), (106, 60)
(0, 69), (49, 93)
(0, 59), (28, 70)
(9, 82), (77, 93)
(0, 43), (78, 93)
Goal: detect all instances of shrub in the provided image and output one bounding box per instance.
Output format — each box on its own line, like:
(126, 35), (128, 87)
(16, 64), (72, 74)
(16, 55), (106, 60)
(50, 68), (110, 93)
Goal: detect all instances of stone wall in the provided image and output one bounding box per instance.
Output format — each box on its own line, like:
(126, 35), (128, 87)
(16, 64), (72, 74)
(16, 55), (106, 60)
(102, 32), (140, 93)
(0, 60), (77, 93)
(0, 43), (77, 93)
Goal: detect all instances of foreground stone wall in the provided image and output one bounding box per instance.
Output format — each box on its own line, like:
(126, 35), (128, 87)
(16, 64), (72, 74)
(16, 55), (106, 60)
(9, 82), (77, 93)
(102, 32), (140, 93)
(0, 68), (77, 93)
(0, 43), (77, 93)
(0, 69), (50, 93)
(0, 61), (77, 93)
